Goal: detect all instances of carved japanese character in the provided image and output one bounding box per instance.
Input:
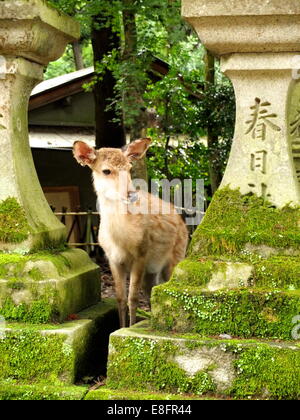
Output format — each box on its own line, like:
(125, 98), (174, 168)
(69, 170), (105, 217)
(246, 98), (281, 140)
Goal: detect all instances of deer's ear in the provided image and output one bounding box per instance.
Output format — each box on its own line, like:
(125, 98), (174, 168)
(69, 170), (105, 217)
(73, 141), (97, 166)
(123, 138), (151, 161)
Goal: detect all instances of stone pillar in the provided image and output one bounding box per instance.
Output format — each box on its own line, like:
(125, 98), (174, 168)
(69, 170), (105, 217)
(151, 1), (300, 340)
(220, 53), (300, 208)
(0, 2), (118, 391)
(0, 0), (80, 253)
(181, 0), (300, 208)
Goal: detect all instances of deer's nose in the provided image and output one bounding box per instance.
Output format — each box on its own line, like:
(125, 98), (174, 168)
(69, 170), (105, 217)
(128, 191), (139, 203)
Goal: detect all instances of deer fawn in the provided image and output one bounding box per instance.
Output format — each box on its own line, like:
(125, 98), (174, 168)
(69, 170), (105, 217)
(73, 138), (188, 327)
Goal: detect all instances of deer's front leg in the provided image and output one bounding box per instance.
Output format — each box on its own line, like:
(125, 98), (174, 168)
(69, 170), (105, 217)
(128, 260), (146, 327)
(110, 262), (127, 328)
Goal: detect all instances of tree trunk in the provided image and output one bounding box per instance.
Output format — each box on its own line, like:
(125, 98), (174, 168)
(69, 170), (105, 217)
(122, 0), (148, 180)
(92, 18), (125, 149)
(72, 41), (84, 70)
(204, 49), (223, 194)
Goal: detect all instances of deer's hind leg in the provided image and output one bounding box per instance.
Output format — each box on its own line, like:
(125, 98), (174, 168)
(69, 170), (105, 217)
(161, 261), (176, 283)
(142, 272), (159, 307)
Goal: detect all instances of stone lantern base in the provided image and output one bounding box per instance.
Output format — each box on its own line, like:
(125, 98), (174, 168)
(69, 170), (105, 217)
(0, 0), (119, 398)
(151, 188), (300, 340)
(98, 188), (300, 401)
(0, 300), (119, 392)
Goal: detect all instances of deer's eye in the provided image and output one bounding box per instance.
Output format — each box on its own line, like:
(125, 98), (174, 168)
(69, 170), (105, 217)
(102, 169), (111, 175)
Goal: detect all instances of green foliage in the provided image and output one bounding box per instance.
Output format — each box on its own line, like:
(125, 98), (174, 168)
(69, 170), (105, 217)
(147, 135), (209, 187)
(46, 0), (236, 193)
(0, 251), (71, 278)
(45, 43), (93, 80)
(0, 251), (74, 323)
(171, 255), (300, 291)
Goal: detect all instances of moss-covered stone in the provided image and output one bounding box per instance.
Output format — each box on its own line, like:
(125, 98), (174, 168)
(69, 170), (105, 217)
(107, 334), (217, 395)
(0, 248), (100, 323)
(154, 188), (300, 339)
(0, 384), (88, 400)
(231, 344), (300, 399)
(106, 322), (300, 400)
(0, 299), (118, 385)
(0, 297), (56, 324)
(151, 284), (300, 339)
(169, 255), (300, 291)
(0, 329), (74, 384)
(0, 198), (30, 244)
(190, 187), (300, 257)
(29, 231), (67, 254)
(171, 258), (254, 290)
(85, 387), (216, 400)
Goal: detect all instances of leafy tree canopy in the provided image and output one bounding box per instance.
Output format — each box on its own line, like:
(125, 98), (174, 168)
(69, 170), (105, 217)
(46, 0), (235, 197)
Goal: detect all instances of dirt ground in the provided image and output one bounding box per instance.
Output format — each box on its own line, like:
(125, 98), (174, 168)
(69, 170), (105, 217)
(99, 259), (151, 312)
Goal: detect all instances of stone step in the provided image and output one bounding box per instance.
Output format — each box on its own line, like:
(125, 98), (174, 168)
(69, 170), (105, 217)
(106, 321), (300, 400)
(0, 384), (220, 400)
(0, 384), (88, 401)
(171, 257), (300, 291)
(151, 282), (300, 340)
(0, 299), (118, 385)
(0, 248), (100, 323)
(85, 387), (219, 400)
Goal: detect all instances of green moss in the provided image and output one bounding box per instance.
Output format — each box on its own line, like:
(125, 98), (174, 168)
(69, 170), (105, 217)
(85, 387), (215, 400)
(0, 297), (58, 324)
(231, 345), (300, 400)
(107, 336), (216, 395)
(5, 277), (25, 290)
(0, 250), (71, 279)
(0, 253), (28, 266)
(30, 251), (72, 275)
(170, 254), (300, 291)
(253, 256), (300, 290)
(0, 198), (30, 244)
(106, 324), (300, 400)
(128, 321), (275, 345)
(0, 301), (118, 387)
(151, 285), (300, 340)
(0, 249), (100, 324)
(0, 252), (71, 323)
(190, 187), (300, 257)
(0, 384), (88, 401)
(0, 329), (74, 384)
(27, 267), (44, 281)
(30, 231), (67, 254)
(170, 258), (222, 288)
(0, 251), (67, 323)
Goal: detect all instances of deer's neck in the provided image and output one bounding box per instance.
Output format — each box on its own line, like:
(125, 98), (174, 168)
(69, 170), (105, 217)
(97, 193), (128, 218)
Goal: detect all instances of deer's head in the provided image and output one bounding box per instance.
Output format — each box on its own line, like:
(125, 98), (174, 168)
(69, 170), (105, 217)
(73, 138), (151, 205)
